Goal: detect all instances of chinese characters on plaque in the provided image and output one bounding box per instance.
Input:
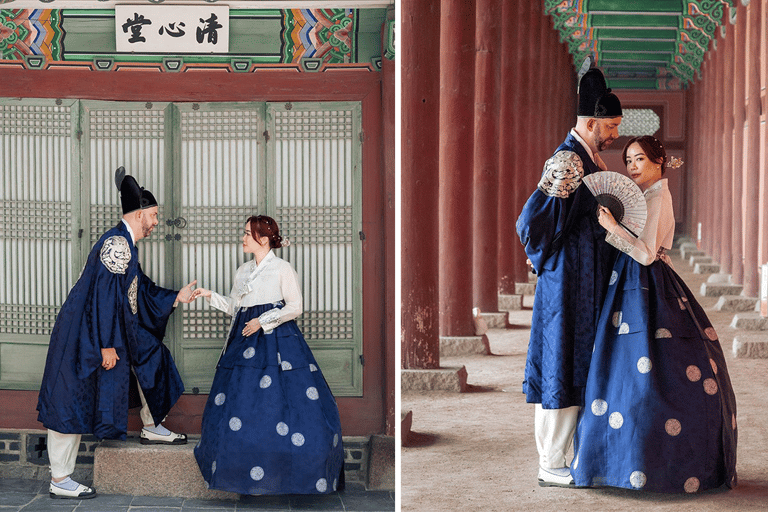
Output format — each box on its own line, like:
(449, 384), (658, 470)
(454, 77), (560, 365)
(116, 6), (229, 53)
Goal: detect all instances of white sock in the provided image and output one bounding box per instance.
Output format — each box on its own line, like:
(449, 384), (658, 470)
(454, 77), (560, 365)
(143, 424), (171, 436)
(51, 476), (79, 491)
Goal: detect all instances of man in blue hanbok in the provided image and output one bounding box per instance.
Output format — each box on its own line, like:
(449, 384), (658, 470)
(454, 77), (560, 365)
(37, 168), (199, 499)
(516, 68), (622, 487)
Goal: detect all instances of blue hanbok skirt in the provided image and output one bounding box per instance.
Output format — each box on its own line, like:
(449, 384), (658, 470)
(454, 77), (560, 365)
(572, 254), (737, 493)
(194, 302), (344, 495)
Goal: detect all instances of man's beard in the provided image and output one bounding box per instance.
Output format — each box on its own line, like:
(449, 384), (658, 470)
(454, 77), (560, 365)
(142, 223), (153, 238)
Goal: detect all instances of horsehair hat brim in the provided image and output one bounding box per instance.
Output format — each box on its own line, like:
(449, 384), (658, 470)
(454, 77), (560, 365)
(115, 166), (158, 214)
(578, 68), (622, 118)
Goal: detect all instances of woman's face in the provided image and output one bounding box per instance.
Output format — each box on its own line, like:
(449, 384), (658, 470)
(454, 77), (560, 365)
(243, 225), (268, 254)
(625, 142), (662, 192)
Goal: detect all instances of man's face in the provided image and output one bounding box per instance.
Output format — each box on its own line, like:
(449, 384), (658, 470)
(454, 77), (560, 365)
(593, 117), (622, 152)
(140, 207), (159, 238)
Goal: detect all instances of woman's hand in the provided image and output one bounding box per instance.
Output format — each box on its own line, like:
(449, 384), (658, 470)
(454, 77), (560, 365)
(101, 348), (119, 371)
(242, 318), (262, 337)
(191, 288), (212, 300)
(597, 205), (618, 233)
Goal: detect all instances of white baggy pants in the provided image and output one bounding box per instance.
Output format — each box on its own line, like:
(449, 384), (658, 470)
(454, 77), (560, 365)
(534, 404), (580, 469)
(48, 380), (154, 479)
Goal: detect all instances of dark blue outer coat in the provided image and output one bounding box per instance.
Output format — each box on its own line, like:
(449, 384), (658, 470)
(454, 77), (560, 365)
(516, 133), (616, 409)
(37, 221), (184, 440)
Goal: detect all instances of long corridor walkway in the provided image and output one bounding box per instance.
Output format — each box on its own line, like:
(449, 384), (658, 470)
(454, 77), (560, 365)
(402, 245), (768, 511)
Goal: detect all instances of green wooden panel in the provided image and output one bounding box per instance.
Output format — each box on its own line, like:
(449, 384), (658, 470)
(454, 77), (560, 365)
(0, 337), (49, 387)
(170, 101), (267, 394)
(0, 98), (363, 397)
(599, 40), (675, 53)
(595, 28), (678, 40)
(0, 97), (79, 389)
(586, 0), (684, 12)
(266, 101), (364, 396)
(590, 14), (680, 29)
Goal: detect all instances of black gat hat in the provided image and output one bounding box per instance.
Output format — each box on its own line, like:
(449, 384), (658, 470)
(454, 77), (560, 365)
(114, 166), (158, 214)
(578, 68), (622, 118)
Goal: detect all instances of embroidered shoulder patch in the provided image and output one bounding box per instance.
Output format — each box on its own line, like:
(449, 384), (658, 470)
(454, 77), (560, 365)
(128, 275), (138, 314)
(100, 236), (131, 274)
(537, 150), (584, 198)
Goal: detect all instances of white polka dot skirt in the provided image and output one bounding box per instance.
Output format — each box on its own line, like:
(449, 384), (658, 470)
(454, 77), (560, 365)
(194, 304), (344, 495)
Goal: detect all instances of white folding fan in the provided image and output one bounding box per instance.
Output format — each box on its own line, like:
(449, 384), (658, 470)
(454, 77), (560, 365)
(582, 171), (648, 237)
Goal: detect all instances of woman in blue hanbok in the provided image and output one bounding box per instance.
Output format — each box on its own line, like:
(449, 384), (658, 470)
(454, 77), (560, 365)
(192, 215), (344, 495)
(571, 136), (737, 493)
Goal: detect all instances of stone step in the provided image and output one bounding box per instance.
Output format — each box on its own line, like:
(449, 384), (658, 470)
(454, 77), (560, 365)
(733, 333), (768, 359)
(689, 256), (713, 266)
(440, 336), (490, 357)
(707, 273), (732, 283)
(715, 295), (759, 312)
(94, 438), (236, 500)
(694, 262), (721, 274)
(730, 313), (768, 331)
(701, 282), (743, 297)
(677, 241), (697, 251)
(401, 367), (468, 392)
(498, 294), (522, 311)
(681, 248), (705, 260)
(478, 312), (509, 329)
(515, 282), (536, 296)
(401, 410), (413, 446)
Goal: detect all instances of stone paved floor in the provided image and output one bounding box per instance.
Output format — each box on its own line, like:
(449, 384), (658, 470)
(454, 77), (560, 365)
(0, 478), (395, 512)
(402, 245), (768, 511)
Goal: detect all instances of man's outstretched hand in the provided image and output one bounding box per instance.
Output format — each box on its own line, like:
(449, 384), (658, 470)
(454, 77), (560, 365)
(176, 280), (199, 304)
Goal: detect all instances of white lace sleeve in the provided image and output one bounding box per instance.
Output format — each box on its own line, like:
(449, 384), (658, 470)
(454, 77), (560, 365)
(605, 230), (636, 255)
(209, 291), (236, 316)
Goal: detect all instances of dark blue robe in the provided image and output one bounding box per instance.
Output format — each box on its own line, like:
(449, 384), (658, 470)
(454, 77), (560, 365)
(37, 221), (184, 440)
(516, 133), (616, 409)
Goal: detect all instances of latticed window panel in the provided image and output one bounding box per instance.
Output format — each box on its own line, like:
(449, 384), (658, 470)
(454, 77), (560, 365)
(1, 100), (75, 338)
(0, 103), (72, 137)
(182, 308), (232, 340)
(0, 305), (60, 335)
(295, 310), (354, 341)
(181, 109), (263, 141)
(276, 206), (353, 244)
(0, 201), (71, 240)
(618, 108), (661, 137)
(88, 109), (164, 140)
(85, 103), (170, 284)
(273, 109), (354, 140)
(179, 208), (257, 245)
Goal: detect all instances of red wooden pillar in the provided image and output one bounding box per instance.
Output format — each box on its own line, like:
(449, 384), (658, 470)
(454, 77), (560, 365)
(732, 3), (747, 284)
(720, 23), (735, 274)
(380, 7), (395, 435)
(533, 2), (548, 184)
(438, 0), (476, 337)
(497, 0), (522, 294)
(472, 0), (502, 312)
(703, 58), (713, 252)
(712, 35), (724, 263)
(761, 2), (768, 269)
(401, 0), (441, 369)
(695, 60), (707, 249)
(744, 0), (762, 297)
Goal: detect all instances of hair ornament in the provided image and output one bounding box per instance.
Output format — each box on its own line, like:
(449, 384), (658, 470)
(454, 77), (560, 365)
(281, 237), (291, 247)
(667, 156), (684, 168)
